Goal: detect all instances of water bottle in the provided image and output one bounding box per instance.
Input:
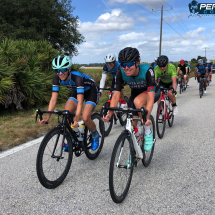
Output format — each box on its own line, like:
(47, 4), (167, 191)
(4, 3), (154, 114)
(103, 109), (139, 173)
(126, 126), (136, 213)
(134, 127), (142, 145)
(71, 126), (81, 141)
(78, 124), (85, 141)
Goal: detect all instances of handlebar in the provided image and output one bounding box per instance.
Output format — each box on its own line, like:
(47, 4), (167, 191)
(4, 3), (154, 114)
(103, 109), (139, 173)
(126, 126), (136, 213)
(103, 106), (148, 123)
(160, 87), (177, 98)
(35, 108), (75, 124)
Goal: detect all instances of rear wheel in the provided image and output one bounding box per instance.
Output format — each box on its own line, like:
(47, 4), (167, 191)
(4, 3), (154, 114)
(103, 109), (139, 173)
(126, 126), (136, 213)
(84, 113), (105, 160)
(100, 102), (113, 136)
(156, 101), (166, 139)
(109, 131), (134, 203)
(142, 115), (155, 167)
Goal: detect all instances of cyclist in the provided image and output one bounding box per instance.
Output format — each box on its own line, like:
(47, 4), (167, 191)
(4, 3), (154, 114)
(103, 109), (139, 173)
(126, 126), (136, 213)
(103, 47), (160, 151)
(195, 59), (208, 93)
(39, 55), (100, 151)
(99, 54), (127, 108)
(151, 57), (158, 68)
(154, 55), (178, 115)
(185, 60), (191, 86)
(169, 61), (178, 86)
(206, 60), (212, 82)
(177, 60), (188, 90)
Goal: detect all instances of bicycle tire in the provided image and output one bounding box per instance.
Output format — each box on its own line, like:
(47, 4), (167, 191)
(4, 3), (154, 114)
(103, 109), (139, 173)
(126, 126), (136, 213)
(119, 112), (127, 126)
(100, 102), (113, 137)
(142, 115), (155, 167)
(84, 112), (104, 160)
(109, 130), (134, 203)
(167, 101), (174, 127)
(36, 127), (73, 189)
(156, 101), (166, 139)
(199, 78), (203, 98)
(180, 80), (182, 94)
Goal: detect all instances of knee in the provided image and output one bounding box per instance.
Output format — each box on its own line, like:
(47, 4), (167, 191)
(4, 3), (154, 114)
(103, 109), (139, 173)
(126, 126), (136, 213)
(134, 97), (146, 108)
(82, 115), (91, 125)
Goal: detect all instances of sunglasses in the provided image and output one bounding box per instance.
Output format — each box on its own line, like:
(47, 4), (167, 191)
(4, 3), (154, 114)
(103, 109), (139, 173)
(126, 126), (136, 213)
(55, 68), (69, 74)
(121, 62), (135, 68)
(107, 62), (115, 66)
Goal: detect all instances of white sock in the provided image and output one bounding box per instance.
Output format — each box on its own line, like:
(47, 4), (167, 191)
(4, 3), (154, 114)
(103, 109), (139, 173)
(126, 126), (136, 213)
(144, 125), (151, 135)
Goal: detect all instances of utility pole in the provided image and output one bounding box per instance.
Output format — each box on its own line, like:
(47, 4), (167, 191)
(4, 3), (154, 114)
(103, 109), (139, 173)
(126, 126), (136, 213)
(202, 47), (209, 58)
(152, 6), (172, 56)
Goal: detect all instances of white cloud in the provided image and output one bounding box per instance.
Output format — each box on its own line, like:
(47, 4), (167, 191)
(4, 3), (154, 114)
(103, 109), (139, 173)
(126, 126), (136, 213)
(118, 32), (146, 42)
(78, 9), (135, 33)
(164, 13), (187, 23)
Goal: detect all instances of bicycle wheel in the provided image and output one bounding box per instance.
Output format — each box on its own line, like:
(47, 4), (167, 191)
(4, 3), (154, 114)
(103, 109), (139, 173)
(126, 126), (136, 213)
(100, 102), (113, 137)
(167, 100), (174, 127)
(182, 80), (184, 92)
(109, 130), (134, 203)
(199, 79), (203, 98)
(180, 80), (182, 94)
(142, 115), (155, 167)
(156, 101), (166, 139)
(118, 111), (127, 126)
(36, 127), (73, 189)
(84, 112), (105, 160)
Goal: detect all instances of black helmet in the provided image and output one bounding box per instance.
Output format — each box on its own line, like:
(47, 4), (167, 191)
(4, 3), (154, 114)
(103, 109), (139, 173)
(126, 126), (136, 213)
(169, 61), (174, 65)
(118, 47), (140, 63)
(157, 55), (169, 67)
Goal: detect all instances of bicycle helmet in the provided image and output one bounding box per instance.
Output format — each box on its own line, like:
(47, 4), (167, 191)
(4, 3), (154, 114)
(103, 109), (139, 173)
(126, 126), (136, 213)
(104, 54), (116, 63)
(157, 55), (169, 67)
(206, 60), (210, 63)
(198, 59), (203, 64)
(169, 61), (174, 65)
(52, 55), (72, 69)
(185, 60), (188, 64)
(154, 57), (158, 61)
(180, 59), (185, 64)
(118, 47), (140, 63)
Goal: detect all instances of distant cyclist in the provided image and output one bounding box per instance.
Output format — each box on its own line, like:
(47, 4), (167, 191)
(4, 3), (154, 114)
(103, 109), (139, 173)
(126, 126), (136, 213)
(39, 55), (100, 151)
(177, 60), (188, 90)
(185, 60), (191, 86)
(151, 57), (158, 68)
(99, 54), (127, 108)
(195, 59), (208, 94)
(154, 55), (178, 115)
(206, 60), (212, 82)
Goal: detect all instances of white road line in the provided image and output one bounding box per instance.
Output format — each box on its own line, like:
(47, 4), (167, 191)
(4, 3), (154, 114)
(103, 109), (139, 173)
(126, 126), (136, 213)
(0, 120), (85, 159)
(0, 136), (44, 159)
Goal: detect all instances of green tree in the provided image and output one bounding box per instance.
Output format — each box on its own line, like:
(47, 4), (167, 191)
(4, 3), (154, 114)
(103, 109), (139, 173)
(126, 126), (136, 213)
(0, 0), (84, 56)
(196, 55), (207, 62)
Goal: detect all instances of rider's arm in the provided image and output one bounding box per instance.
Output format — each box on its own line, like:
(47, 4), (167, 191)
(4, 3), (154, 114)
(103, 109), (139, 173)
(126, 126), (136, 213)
(172, 66), (177, 92)
(146, 68), (156, 120)
(45, 92), (58, 121)
(177, 67), (180, 75)
(99, 73), (107, 92)
(74, 93), (84, 122)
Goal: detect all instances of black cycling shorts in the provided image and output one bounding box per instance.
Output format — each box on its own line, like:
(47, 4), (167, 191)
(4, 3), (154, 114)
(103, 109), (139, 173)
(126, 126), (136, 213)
(128, 86), (160, 116)
(159, 80), (173, 89)
(69, 84), (99, 107)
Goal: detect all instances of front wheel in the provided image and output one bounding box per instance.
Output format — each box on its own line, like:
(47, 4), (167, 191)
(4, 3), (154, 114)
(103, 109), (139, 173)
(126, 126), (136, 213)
(142, 115), (155, 167)
(167, 101), (174, 127)
(109, 131), (134, 203)
(100, 102), (113, 137)
(36, 127), (73, 189)
(84, 112), (104, 160)
(156, 101), (166, 139)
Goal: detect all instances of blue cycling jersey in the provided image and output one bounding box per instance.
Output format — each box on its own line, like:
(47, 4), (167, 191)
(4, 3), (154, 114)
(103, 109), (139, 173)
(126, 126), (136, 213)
(195, 64), (208, 74)
(187, 64), (191, 69)
(52, 71), (95, 94)
(102, 61), (121, 78)
(207, 63), (212, 70)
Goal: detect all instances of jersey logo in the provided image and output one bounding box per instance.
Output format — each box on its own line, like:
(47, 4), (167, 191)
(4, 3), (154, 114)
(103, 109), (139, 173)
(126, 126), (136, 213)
(149, 69), (154, 76)
(148, 86), (155, 92)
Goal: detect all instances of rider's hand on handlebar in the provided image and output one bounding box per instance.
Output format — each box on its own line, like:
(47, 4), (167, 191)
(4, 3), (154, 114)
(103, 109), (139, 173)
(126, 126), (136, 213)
(71, 120), (79, 128)
(39, 118), (49, 125)
(99, 92), (102, 97)
(103, 113), (111, 122)
(142, 119), (152, 126)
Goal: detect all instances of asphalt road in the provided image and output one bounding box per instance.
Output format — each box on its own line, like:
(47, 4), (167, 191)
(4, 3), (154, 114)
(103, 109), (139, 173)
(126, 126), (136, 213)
(1, 76), (215, 215)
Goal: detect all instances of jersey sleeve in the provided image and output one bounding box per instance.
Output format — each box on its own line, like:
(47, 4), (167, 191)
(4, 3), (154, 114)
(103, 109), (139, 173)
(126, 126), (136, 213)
(52, 75), (60, 92)
(72, 74), (84, 94)
(115, 69), (124, 92)
(171, 65), (177, 77)
(154, 66), (158, 80)
(102, 64), (108, 74)
(146, 67), (156, 92)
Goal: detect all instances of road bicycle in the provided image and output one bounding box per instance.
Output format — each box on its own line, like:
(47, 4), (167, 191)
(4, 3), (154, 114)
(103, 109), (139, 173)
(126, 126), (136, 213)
(156, 87), (177, 139)
(199, 76), (204, 98)
(104, 106), (155, 203)
(100, 88), (128, 136)
(178, 74), (185, 94)
(35, 109), (104, 189)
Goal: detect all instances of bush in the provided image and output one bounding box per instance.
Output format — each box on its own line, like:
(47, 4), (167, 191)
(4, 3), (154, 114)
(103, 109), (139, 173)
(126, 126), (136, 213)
(0, 38), (69, 111)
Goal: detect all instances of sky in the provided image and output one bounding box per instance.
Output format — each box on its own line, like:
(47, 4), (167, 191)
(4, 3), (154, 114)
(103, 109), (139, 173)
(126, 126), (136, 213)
(71, 0), (215, 64)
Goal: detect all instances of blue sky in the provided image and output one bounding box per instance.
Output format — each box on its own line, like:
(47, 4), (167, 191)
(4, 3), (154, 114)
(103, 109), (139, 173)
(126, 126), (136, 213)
(72, 0), (215, 64)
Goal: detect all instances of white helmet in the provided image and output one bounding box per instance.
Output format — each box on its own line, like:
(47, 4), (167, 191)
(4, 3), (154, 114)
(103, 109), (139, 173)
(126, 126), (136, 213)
(104, 54), (116, 63)
(154, 57), (158, 61)
(206, 60), (210, 63)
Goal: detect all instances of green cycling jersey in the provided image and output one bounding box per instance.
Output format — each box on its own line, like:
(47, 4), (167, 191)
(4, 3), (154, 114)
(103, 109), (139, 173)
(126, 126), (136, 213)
(154, 64), (177, 84)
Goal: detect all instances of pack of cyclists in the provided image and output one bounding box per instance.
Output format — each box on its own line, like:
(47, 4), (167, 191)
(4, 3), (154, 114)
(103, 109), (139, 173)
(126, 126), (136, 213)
(38, 49), (213, 154)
